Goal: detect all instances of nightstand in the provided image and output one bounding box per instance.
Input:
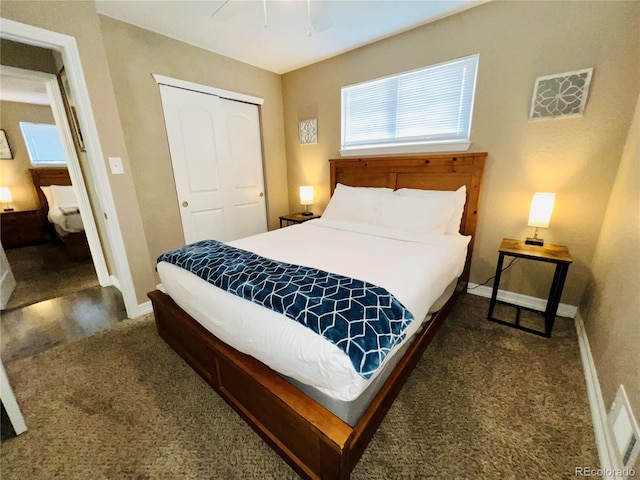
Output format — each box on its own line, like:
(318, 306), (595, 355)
(279, 212), (321, 228)
(0, 209), (46, 248)
(487, 238), (572, 338)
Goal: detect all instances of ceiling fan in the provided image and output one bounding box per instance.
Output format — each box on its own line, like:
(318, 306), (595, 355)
(211, 0), (333, 36)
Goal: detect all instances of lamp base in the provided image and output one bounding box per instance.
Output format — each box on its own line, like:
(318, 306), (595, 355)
(301, 211), (313, 216)
(525, 236), (544, 246)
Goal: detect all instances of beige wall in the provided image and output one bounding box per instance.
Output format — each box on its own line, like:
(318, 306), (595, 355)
(0, 101), (55, 210)
(580, 92), (640, 420)
(97, 16), (288, 270)
(282, 1), (640, 306)
(0, 38), (57, 74)
(2, 1), (156, 305)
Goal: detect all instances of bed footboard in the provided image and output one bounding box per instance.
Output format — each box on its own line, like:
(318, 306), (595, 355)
(148, 288), (455, 479)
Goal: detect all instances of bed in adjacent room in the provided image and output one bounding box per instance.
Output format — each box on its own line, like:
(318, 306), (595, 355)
(148, 152), (487, 479)
(29, 167), (90, 262)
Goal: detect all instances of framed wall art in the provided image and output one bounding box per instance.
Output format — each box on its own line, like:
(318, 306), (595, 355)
(299, 118), (317, 145)
(529, 68), (593, 121)
(0, 129), (13, 159)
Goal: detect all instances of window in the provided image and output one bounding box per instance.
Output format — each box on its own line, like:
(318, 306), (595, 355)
(19, 122), (66, 165)
(341, 54), (479, 156)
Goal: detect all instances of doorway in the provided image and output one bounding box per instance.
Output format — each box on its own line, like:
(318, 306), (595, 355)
(0, 18), (140, 318)
(0, 65), (108, 286)
(0, 64), (111, 317)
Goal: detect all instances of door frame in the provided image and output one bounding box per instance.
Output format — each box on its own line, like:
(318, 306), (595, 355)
(152, 74), (264, 106)
(0, 65), (110, 286)
(0, 18), (140, 318)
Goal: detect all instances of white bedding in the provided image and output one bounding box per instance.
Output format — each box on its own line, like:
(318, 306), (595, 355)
(48, 208), (84, 233)
(40, 185), (84, 233)
(157, 219), (469, 401)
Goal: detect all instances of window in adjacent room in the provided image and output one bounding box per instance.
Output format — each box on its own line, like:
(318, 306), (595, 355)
(340, 53), (479, 156)
(19, 122), (67, 165)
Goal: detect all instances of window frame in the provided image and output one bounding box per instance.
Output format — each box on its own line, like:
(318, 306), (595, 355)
(19, 121), (67, 166)
(340, 54), (479, 157)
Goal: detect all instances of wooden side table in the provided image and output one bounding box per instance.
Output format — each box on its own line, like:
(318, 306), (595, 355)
(279, 212), (321, 228)
(487, 238), (572, 338)
(0, 209), (46, 248)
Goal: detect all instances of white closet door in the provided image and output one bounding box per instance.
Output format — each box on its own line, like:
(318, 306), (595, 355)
(219, 97), (268, 240)
(159, 85), (267, 244)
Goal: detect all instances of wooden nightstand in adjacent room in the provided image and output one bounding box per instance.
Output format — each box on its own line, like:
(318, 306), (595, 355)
(278, 212), (321, 228)
(487, 238), (573, 338)
(0, 209), (46, 248)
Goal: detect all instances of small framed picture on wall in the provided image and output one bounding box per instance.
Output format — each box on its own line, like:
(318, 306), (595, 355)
(0, 129), (13, 159)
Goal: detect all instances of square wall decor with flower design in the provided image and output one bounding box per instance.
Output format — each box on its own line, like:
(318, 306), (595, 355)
(299, 118), (317, 145)
(529, 68), (593, 121)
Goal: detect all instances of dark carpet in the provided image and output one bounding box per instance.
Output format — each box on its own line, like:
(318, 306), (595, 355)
(0, 294), (599, 479)
(2, 242), (99, 312)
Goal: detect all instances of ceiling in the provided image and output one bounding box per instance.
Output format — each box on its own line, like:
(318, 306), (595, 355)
(95, 0), (488, 74)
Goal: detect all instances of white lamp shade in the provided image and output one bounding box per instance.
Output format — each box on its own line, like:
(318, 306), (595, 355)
(528, 192), (555, 228)
(0, 187), (12, 203)
(299, 185), (314, 206)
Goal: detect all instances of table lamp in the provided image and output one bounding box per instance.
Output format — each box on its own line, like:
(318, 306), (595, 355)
(0, 187), (13, 211)
(525, 192), (555, 246)
(299, 185), (314, 216)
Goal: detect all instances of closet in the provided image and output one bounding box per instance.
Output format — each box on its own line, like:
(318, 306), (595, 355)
(158, 84), (267, 244)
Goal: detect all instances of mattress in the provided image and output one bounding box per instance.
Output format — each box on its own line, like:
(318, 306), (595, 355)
(157, 218), (470, 402)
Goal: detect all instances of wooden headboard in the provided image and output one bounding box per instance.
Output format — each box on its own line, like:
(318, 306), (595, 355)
(29, 167), (72, 224)
(329, 152), (487, 286)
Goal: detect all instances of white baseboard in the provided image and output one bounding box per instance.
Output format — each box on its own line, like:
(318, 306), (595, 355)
(108, 275), (153, 318)
(123, 284), (163, 318)
(467, 283), (578, 318)
(574, 313), (622, 479)
(136, 300), (153, 317)
(109, 275), (121, 292)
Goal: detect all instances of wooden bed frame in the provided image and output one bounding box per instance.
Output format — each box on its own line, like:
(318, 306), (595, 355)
(148, 152), (487, 479)
(29, 167), (91, 262)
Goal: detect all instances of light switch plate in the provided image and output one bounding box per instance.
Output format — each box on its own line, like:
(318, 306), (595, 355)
(108, 157), (124, 175)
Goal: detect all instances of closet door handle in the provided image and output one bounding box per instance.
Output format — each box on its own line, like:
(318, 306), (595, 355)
(259, 192), (264, 197)
(181, 201), (189, 207)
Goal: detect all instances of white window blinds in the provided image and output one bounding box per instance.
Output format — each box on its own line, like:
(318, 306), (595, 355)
(341, 54), (479, 154)
(19, 122), (66, 165)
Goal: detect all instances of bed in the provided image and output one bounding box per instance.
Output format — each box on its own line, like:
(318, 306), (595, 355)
(148, 152), (487, 479)
(29, 167), (90, 262)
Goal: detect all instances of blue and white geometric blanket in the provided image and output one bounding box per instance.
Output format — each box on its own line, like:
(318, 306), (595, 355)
(157, 240), (414, 379)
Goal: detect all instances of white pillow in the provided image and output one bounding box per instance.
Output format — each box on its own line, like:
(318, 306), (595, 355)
(375, 193), (455, 236)
(322, 183), (393, 224)
(40, 186), (53, 207)
(394, 185), (466, 234)
(50, 185), (79, 208)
